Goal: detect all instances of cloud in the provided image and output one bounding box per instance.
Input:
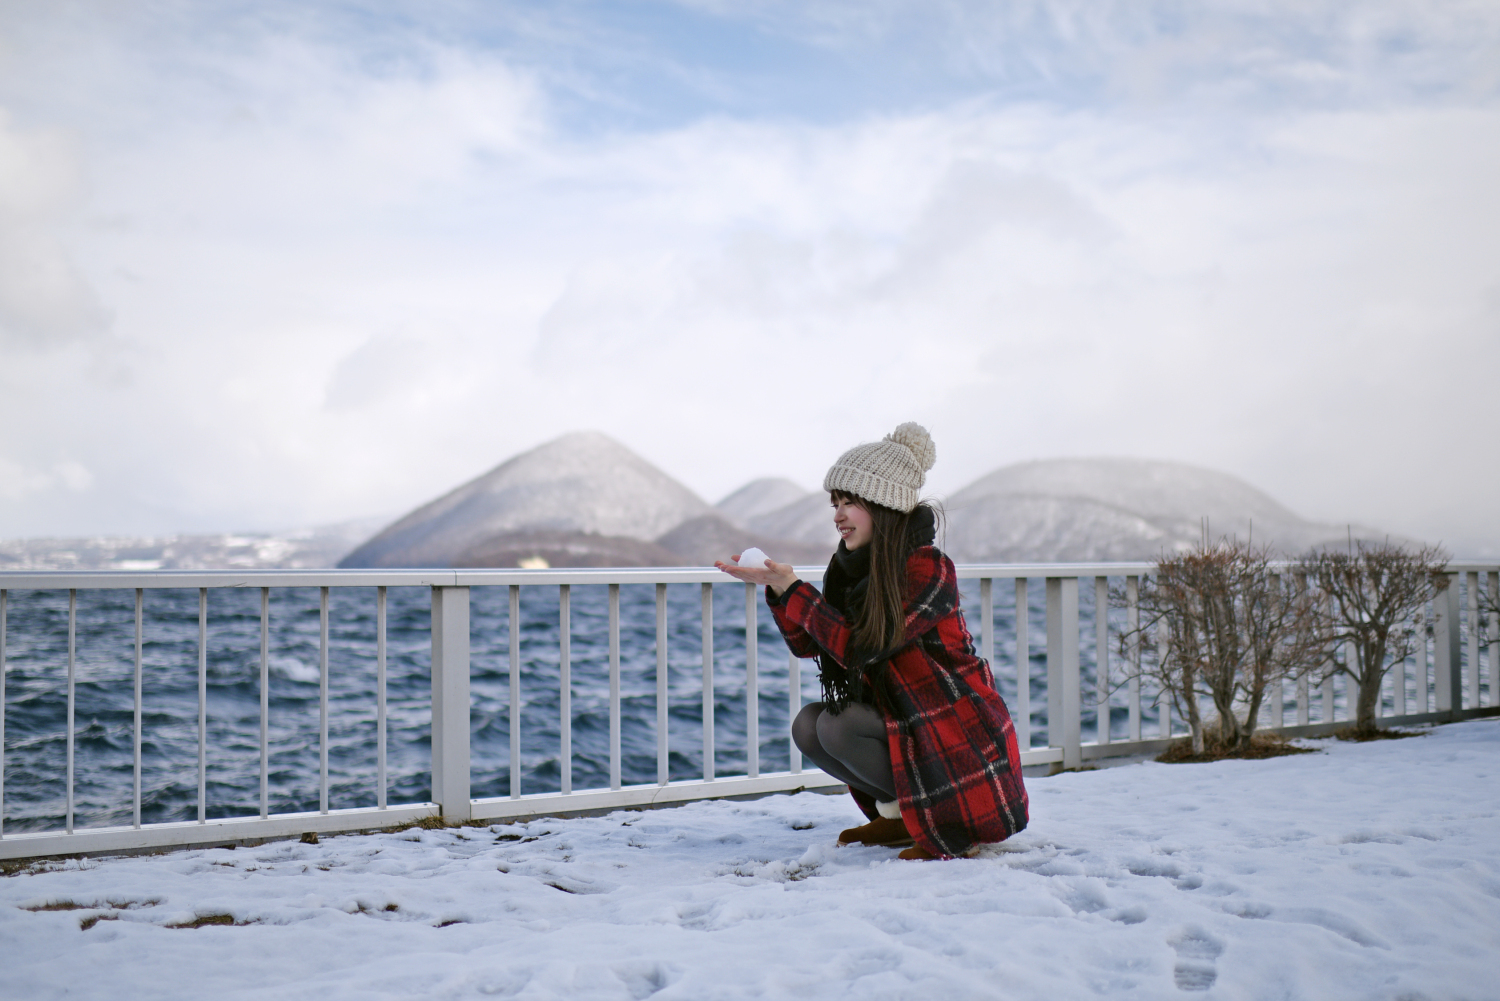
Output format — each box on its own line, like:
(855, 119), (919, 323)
(324, 334), (438, 412)
(0, 109), (109, 346)
(0, 2), (1496, 551)
(0, 457), (93, 501)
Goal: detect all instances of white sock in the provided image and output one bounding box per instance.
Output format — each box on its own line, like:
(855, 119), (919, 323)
(876, 799), (901, 820)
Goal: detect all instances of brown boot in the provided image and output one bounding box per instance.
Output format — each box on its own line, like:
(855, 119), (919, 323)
(897, 844), (938, 860)
(837, 816), (914, 847)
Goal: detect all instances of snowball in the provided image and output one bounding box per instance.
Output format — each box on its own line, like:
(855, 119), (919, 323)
(736, 547), (769, 569)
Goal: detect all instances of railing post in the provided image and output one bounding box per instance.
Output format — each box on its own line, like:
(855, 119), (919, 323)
(1489, 572), (1499, 709)
(377, 585), (388, 809)
(1014, 579), (1029, 750)
(609, 583), (621, 791)
(559, 584), (571, 796)
(431, 586), (472, 822)
(319, 586), (330, 815)
(1266, 574), (1281, 729)
(656, 583), (669, 786)
(1155, 617), (1171, 737)
(194, 589), (204, 824)
(702, 583), (714, 783)
(509, 585), (521, 799)
(67, 589), (75, 834)
(979, 578), (993, 668)
(1393, 601), (1408, 719)
(744, 582), (758, 779)
(1414, 600), (1429, 714)
(1295, 572), (1311, 724)
(1095, 576), (1110, 744)
(1466, 572), (1480, 712)
(1434, 575), (1462, 716)
(1046, 577), (1081, 770)
(1126, 576), (1141, 741)
(259, 588), (269, 819)
(788, 651), (801, 773)
(1319, 593), (1336, 723)
(139, 588), (148, 829)
(0, 588), (6, 840)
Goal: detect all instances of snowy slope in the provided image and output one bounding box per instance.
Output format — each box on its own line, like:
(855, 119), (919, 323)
(340, 433), (711, 568)
(4, 719), (1496, 1000)
(943, 458), (1392, 562)
(745, 492), (841, 550)
(655, 513), (833, 567)
(0, 518), (388, 571)
(714, 478), (813, 529)
(725, 458), (1385, 563)
(450, 531), (684, 568)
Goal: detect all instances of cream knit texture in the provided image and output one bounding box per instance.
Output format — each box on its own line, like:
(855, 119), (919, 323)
(822, 422), (937, 513)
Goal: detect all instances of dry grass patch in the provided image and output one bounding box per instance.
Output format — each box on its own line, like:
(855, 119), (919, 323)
(378, 815), (451, 835)
(1335, 726), (1426, 743)
(22, 897), (160, 913)
(18, 898), (161, 930)
(1157, 732), (1320, 764)
(167, 913), (247, 929)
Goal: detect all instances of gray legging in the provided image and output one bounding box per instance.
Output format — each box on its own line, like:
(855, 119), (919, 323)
(792, 701), (897, 802)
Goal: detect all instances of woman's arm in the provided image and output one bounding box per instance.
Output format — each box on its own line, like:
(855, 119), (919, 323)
(715, 557), (824, 657)
(769, 582), (825, 659)
(776, 547), (960, 665)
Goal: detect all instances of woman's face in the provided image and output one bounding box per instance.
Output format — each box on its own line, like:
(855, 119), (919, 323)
(832, 494), (874, 550)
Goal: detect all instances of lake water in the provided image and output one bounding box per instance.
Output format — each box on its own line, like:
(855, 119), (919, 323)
(1, 580), (1142, 834)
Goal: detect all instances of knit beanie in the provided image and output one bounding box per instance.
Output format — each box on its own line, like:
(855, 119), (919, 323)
(822, 422), (937, 513)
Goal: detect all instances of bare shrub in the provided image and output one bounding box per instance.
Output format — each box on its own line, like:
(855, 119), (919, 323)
(1121, 539), (1321, 754)
(1299, 541), (1451, 735)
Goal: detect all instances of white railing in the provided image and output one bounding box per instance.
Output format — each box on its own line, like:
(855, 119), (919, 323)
(1, 561), (1495, 861)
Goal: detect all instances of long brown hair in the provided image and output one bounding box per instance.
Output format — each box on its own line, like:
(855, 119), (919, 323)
(832, 490), (939, 660)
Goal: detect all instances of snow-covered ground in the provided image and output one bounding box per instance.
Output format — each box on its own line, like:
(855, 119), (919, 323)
(4, 720), (1497, 1001)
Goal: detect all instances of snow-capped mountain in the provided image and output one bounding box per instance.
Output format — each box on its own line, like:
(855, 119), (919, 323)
(340, 432), (711, 568)
(940, 458), (1390, 562)
(742, 494), (841, 551)
(323, 440), (1408, 568)
(3, 442), (1424, 572)
(714, 478), (814, 528)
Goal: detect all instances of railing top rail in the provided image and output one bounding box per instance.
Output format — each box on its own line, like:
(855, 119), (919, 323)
(0, 560), (1492, 590)
(0, 569), (462, 590)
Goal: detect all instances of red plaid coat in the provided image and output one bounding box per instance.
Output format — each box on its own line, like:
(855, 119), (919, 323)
(770, 546), (1029, 858)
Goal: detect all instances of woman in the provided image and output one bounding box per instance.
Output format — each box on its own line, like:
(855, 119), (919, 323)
(717, 422), (1028, 860)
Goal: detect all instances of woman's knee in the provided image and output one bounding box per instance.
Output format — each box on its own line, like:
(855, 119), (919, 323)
(815, 702), (884, 757)
(791, 702), (826, 756)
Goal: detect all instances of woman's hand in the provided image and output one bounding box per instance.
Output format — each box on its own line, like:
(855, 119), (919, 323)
(714, 556), (800, 597)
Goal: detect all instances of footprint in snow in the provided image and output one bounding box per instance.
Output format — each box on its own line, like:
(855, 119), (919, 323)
(1169, 927), (1224, 992)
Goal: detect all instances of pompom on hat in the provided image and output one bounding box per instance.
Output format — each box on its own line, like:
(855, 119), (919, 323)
(822, 422), (937, 514)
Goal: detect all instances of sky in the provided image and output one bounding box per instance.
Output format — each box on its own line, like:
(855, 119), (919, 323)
(0, 0), (1497, 553)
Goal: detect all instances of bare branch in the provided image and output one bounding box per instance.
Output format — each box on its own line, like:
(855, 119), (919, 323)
(1117, 537), (1320, 753)
(1297, 541), (1451, 733)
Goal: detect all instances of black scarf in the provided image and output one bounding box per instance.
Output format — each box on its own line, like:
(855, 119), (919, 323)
(818, 506), (936, 714)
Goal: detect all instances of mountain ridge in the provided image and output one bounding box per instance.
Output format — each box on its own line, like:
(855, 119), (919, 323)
(334, 435), (1411, 568)
(340, 432), (711, 568)
(941, 458), (1395, 562)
